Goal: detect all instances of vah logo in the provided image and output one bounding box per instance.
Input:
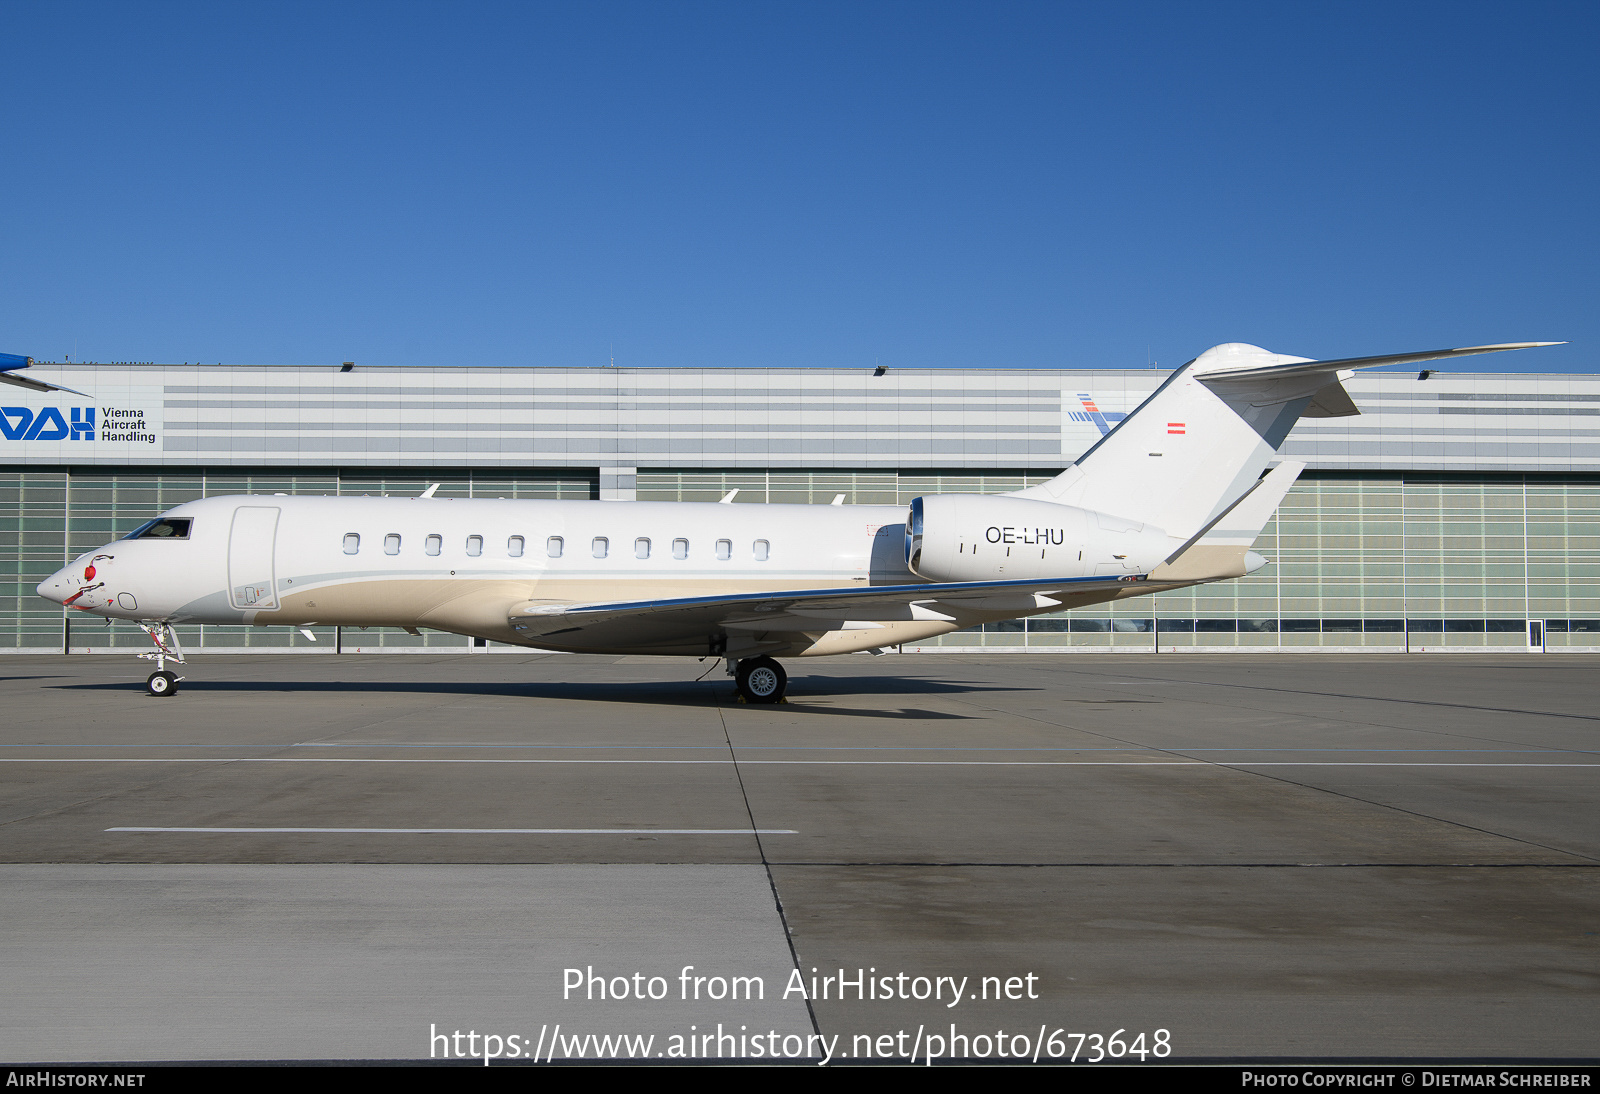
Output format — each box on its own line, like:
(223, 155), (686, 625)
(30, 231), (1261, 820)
(0, 406), (156, 443)
(0, 406), (95, 441)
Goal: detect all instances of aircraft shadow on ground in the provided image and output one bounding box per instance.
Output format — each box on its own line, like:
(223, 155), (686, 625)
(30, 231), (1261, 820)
(47, 676), (1029, 717)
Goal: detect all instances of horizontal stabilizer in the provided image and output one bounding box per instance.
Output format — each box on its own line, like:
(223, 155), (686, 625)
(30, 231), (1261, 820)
(1194, 342), (1565, 383)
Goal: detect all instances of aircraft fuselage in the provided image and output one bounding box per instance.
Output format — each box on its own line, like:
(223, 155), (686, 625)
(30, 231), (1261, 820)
(40, 494), (929, 652)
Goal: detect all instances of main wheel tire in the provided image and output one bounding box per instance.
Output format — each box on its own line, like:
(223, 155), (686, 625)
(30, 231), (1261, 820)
(146, 670), (178, 697)
(735, 657), (787, 704)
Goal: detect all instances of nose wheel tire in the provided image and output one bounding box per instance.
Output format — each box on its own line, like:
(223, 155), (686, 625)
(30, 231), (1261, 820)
(146, 670), (179, 697)
(735, 657), (787, 704)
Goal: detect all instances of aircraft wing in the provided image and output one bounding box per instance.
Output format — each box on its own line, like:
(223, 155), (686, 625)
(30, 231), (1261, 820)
(0, 354), (89, 397)
(508, 572), (1150, 647)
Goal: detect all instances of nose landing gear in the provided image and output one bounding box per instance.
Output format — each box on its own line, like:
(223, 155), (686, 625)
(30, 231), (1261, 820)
(729, 656), (787, 704)
(137, 622), (187, 697)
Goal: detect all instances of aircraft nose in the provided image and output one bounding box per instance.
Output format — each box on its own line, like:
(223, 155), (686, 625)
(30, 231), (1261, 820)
(37, 568), (71, 604)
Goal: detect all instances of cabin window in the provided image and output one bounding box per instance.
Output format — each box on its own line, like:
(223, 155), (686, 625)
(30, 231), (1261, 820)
(716, 538), (732, 561)
(508, 535), (524, 557)
(384, 534), (401, 555)
(592, 536), (608, 559)
(425, 534), (442, 556)
(635, 537), (650, 559)
(466, 535), (483, 557)
(753, 539), (770, 561)
(342, 533), (360, 555)
(672, 538), (688, 559)
(547, 536), (563, 558)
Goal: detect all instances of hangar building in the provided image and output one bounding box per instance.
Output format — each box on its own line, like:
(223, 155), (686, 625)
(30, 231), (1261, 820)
(3, 360), (1597, 653)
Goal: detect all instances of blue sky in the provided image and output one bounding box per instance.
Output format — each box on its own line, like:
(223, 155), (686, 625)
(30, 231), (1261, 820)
(1, 1), (1594, 373)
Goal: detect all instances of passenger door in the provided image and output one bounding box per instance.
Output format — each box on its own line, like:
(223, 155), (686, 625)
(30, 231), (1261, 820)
(228, 506), (280, 610)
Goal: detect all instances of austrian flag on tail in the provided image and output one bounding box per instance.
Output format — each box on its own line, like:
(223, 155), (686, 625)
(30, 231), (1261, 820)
(1167, 422), (1186, 434)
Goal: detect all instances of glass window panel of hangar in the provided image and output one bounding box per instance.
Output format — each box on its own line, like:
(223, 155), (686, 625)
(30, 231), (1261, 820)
(9, 464), (1600, 653)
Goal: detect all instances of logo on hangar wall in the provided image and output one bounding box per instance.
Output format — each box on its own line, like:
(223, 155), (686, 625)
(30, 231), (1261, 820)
(0, 353), (159, 446)
(1061, 389), (1146, 456)
(1066, 393), (1129, 436)
(0, 406), (95, 441)
(0, 405), (157, 444)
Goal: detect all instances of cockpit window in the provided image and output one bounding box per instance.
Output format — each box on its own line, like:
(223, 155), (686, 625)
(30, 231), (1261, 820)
(123, 518), (192, 540)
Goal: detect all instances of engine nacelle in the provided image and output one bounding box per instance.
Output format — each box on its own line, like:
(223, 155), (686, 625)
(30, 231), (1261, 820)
(905, 495), (1176, 582)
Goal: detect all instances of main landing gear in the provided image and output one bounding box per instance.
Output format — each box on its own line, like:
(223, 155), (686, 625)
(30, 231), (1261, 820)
(137, 621), (187, 697)
(728, 656), (787, 704)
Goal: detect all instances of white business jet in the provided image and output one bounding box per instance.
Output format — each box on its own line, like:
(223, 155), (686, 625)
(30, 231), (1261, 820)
(33, 340), (1560, 700)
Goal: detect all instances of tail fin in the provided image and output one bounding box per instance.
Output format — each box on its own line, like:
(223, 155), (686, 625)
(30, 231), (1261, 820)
(1148, 460), (1304, 582)
(1014, 340), (1560, 539)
